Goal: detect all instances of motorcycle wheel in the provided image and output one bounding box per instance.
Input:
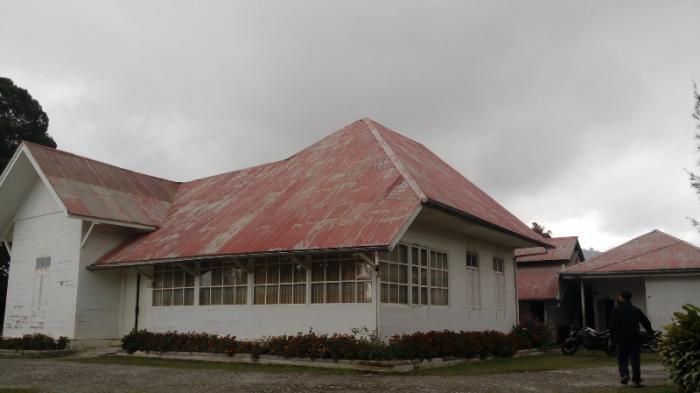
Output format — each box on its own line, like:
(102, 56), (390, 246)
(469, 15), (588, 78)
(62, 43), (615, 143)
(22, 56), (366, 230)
(646, 341), (660, 353)
(561, 341), (578, 355)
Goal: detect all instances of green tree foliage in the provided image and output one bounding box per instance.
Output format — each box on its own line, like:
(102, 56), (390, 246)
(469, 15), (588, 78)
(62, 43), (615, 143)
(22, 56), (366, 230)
(531, 222), (552, 238)
(660, 304), (700, 393)
(0, 77), (57, 333)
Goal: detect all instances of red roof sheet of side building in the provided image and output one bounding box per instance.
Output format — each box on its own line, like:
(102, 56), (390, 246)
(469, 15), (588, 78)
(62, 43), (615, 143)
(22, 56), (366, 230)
(565, 230), (700, 274)
(518, 270), (560, 301)
(516, 236), (580, 263)
(25, 142), (180, 227)
(52, 118), (547, 266)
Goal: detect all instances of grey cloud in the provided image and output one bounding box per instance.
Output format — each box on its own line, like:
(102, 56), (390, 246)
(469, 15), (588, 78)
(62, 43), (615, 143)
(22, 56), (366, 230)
(1, 0), (700, 250)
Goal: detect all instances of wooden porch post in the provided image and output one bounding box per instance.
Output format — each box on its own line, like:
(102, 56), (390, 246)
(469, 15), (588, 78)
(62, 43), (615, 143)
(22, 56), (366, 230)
(580, 279), (587, 327)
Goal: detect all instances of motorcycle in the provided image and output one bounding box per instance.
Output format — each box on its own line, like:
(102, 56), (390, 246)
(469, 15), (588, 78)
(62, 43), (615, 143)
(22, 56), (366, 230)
(561, 327), (616, 356)
(562, 327), (663, 355)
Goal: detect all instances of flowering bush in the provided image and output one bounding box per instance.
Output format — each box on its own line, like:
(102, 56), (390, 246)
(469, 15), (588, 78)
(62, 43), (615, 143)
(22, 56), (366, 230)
(121, 330), (237, 355)
(121, 328), (529, 360)
(0, 334), (70, 350)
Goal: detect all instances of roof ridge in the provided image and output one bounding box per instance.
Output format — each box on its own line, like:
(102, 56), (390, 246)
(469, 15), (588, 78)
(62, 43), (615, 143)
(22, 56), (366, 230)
(584, 229), (663, 263)
(22, 141), (182, 186)
(580, 239), (684, 273)
(362, 118), (427, 202)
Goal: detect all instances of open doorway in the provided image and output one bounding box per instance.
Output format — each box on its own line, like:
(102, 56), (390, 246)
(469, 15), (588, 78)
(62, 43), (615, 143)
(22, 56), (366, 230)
(596, 298), (615, 331)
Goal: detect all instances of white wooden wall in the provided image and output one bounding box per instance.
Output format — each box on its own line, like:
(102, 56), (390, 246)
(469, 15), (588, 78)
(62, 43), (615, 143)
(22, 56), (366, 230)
(379, 218), (518, 337)
(645, 276), (700, 329)
(3, 179), (82, 338)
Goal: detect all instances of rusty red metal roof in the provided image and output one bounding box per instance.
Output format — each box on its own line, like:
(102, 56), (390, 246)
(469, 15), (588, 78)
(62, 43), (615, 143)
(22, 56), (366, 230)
(516, 236), (582, 263)
(23, 118), (544, 267)
(369, 121), (548, 246)
(518, 270), (559, 301)
(25, 142), (180, 227)
(565, 230), (700, 275)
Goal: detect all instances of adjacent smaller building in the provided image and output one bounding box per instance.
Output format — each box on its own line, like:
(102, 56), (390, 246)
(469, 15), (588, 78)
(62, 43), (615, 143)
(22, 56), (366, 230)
(516, 237), (584, 339)
(562, 230), (700, 331)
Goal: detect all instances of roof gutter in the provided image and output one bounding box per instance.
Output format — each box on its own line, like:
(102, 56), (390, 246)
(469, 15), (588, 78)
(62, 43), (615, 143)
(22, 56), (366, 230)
(423, 199), (552, 248)
(89, 245), (389, 270)
(561, 268), (700, 279)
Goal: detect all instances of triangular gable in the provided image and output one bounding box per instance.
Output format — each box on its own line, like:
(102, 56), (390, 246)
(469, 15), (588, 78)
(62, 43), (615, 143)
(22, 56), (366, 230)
(0, 144), (69, 241)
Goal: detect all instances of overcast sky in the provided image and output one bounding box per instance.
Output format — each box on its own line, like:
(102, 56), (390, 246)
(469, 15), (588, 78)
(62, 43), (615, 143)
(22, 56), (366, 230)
(2, 1), (700, 251)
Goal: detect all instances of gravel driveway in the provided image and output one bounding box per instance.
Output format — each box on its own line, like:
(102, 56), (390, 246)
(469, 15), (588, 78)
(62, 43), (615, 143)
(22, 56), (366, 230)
(0, 357), (668, 393)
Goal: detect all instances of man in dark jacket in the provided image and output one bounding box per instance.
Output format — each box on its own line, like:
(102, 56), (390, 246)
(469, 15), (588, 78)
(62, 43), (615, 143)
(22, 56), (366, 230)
(609, 289), (654, 388)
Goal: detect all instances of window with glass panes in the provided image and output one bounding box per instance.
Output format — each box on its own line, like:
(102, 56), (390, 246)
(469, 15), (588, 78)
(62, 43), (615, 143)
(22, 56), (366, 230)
(429, 250), (449, 305)
(465, 251), (481, 309)
(253, 257), (307, 304)
(379, 244), (408, 304)
(152, 264), (195, 306)
(311, 254), (372, 304)
(410, 246), (429, 305)
(493, 257), (506, 310)
(199, 260), (247, 305)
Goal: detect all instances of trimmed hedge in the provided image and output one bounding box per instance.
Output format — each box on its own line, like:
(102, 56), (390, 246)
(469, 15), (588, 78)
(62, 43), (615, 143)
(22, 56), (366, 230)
(121, 329), (529, 361)
(511, 317), (552, 350)
(0, 334), (70, 350)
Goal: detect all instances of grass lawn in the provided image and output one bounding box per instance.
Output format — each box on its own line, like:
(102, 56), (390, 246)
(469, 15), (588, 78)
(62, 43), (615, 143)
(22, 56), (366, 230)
(414, 351), (662, 376)
(67, 350), (662, 377)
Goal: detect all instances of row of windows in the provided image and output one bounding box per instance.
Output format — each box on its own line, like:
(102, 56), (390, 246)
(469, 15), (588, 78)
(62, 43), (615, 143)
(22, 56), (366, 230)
(151, 248), (507, 307)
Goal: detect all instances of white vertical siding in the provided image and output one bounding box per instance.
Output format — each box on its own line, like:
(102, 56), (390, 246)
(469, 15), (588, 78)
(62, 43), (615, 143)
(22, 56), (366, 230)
(3, 179), (81, 338)
(645, 276), (700, 329)
(74, 224), (133, 343)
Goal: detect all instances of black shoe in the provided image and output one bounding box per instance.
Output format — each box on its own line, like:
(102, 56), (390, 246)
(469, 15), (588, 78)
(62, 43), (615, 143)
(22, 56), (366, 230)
(631, 381), (643, 388)
(620, 376), (630, 385)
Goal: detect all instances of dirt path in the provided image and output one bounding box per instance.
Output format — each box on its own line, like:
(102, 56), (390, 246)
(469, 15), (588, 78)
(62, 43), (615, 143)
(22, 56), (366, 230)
(0, 358), (669, 393)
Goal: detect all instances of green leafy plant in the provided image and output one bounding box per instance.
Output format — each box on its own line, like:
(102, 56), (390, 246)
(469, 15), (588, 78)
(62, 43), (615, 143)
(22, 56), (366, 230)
(0, 334), (69, 350)
(660, 304), (700, 393)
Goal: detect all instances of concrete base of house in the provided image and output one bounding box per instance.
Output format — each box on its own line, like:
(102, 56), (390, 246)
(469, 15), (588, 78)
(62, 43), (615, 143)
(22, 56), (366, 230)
(70, 339), (122, 351)
(113, 349), (544, 372)
(0, 349), (75, 358)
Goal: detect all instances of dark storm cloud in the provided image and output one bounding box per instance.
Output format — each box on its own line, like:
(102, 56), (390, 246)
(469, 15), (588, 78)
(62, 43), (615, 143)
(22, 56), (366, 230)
(2, 0), (700, 250)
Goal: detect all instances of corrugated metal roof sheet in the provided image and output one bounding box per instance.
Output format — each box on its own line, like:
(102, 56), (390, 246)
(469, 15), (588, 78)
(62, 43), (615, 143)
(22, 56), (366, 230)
(25, 142), (180, 227)
(565, 230), (700, 274)
(516, 236), (581, 263)
(369, 121), (548, 246)
(518, 270), (559, 300)
(20, 119), (545, 267)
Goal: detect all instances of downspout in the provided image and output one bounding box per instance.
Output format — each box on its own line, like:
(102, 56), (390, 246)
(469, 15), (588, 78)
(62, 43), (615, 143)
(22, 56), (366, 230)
(374, 251), (380, 340)
(134, 274), (141, 331)
(580, 279), (586, 328)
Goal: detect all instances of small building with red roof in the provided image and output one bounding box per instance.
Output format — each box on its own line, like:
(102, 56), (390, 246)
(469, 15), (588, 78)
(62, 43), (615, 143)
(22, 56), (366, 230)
(562, 229), (700, 330)
(515, 236), (584, 340)
(0, 119), (549, 347)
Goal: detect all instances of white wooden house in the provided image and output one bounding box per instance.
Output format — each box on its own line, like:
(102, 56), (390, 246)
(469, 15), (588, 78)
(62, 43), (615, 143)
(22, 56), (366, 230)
(0, 119), (548, 348)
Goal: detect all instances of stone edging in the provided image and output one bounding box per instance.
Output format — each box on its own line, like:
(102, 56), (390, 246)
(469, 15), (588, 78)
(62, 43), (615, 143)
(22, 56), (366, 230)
(114, 349), (544, 373)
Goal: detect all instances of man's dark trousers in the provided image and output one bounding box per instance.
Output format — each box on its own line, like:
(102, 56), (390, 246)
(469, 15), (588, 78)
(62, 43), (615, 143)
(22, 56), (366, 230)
(617, 342), (641, 382)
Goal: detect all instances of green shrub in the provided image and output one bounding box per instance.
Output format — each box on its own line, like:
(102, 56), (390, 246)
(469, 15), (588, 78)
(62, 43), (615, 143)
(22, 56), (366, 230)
(660, 304), (700, 393)
(0, 334), (69, 350)
(120, 329), (523, 361)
